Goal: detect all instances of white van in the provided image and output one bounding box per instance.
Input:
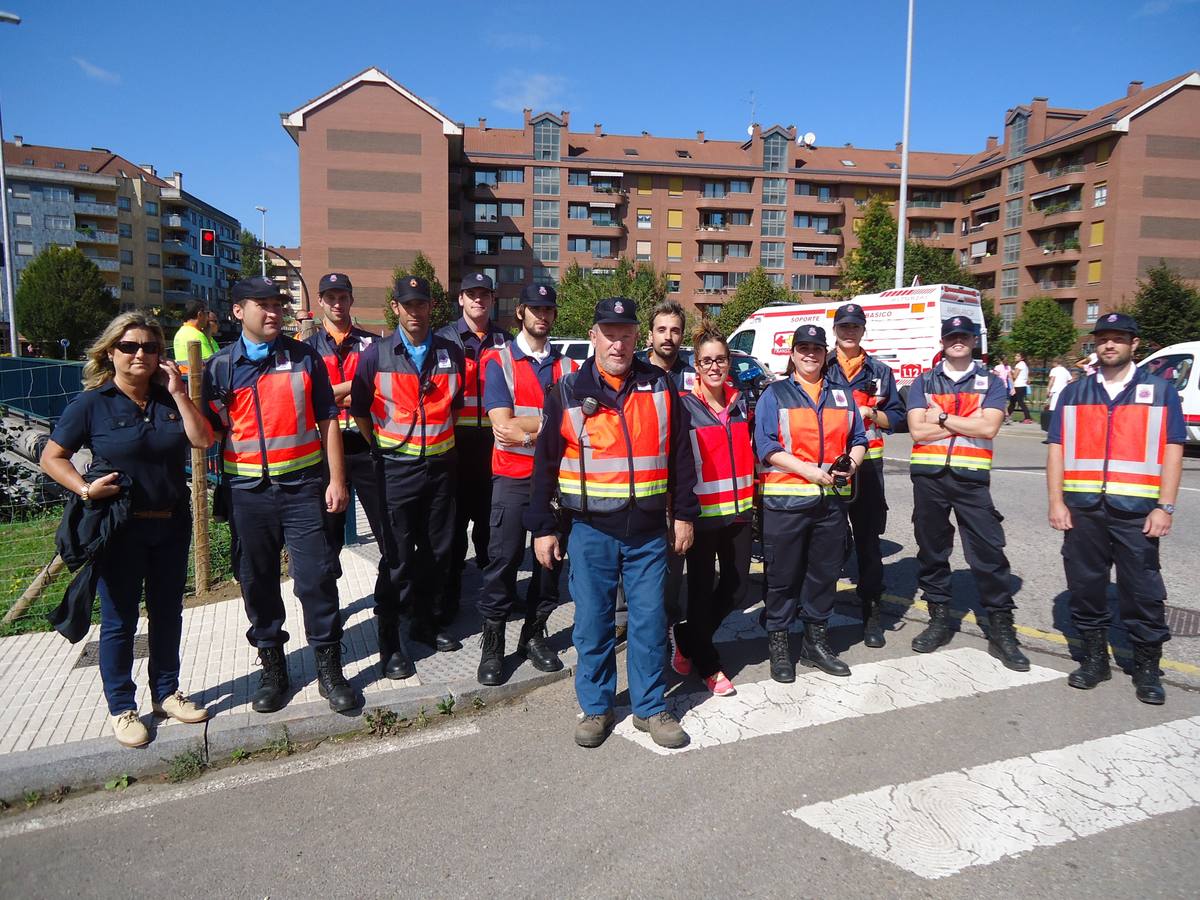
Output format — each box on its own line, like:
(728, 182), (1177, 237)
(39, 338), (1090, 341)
(728, 284), (988, 393)
(1138, 341), (1200, 445)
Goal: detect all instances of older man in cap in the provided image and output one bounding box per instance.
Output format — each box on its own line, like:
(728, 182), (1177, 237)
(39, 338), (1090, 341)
(906, 316), (1029, 670)
(352, 276), (466, 674)
(528, 297), (698, 749)
(1047, 312), (1185, 704)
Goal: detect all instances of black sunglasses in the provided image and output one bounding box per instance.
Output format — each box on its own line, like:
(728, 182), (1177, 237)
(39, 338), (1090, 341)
(114, 341), (162, 355)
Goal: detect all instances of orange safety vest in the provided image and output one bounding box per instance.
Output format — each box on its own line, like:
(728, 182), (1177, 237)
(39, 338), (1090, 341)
(910, 364), (997, 483)
(557, 371), (671, 514)
(305, 325), (374, 431)
(758, 378), (856, 511)
(1058, 372), (1169, 514)
(681, 389), (755, 523)
(210, 345), (323, 478)
(437, 323), (509, 429)
(370, 338), (461, 457)
(491, 345), (578, 479)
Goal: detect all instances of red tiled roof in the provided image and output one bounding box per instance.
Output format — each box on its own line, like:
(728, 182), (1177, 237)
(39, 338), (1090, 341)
(2, 141), (171, 186)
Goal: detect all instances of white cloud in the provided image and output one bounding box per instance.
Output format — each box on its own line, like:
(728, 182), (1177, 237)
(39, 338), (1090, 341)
(492, 71), (567, 114)
(1133, 0), (1198, 17)
(486, 32), (546, 51)
(72, 57), (121, 84)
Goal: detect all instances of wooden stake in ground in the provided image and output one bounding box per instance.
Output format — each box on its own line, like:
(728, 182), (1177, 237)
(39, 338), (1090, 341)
(188, 341), (211, 595)
(1, 555), (66, 625)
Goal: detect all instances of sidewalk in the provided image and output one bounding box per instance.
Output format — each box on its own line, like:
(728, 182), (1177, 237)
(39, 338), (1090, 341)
(0, 520), (578, 798)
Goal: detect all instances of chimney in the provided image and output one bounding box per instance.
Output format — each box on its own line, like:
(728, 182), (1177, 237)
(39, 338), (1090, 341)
(171, 171), (183, 189)
(522, 108), (532, 128)
(477, 117), (487, 129)
(560, 110), (570, 127)
(895, 141), (903, 152)
(986, 135), (998, 150)
(1127, 80), (1144, 97)
(13, 134), (22, 146)
(696, 130), (705, 142)
(140, 163), (156, 176)
(593, 123), (603, 136)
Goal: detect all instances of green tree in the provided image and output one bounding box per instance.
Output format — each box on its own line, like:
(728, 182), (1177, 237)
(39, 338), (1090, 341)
(13, 246), (117, 357)
(715, 266), (793, 336)
(1009, 296), (1078, 367)
(553, 258), (668, 341)
(1126, 261), (1200, 354)
(384, 252), (453, 333)
(239, 228), (264, 281)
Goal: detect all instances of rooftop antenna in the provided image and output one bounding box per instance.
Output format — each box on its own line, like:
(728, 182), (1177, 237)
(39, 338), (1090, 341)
(747, 90), (757, 136)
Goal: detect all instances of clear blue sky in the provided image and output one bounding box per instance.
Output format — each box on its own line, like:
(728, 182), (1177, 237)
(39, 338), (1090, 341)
(1, 0), (1197, 247)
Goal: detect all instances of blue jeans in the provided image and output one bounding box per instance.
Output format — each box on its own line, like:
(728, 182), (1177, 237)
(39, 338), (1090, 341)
(568, 521), (668, 718)
(97, 513), (192, 715)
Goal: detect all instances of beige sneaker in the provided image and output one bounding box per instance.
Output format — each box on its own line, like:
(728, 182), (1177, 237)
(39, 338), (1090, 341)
(574, 710), (615, 748)
(111, 710), (150, 748)
(152, 691), (210, 724)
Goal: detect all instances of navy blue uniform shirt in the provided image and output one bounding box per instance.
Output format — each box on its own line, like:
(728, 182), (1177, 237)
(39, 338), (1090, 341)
(482, 340), (570, 412)
(52, 381), (192, 512)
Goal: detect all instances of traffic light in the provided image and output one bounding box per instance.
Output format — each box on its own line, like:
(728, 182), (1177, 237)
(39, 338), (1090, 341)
(200, 228), (216, 257)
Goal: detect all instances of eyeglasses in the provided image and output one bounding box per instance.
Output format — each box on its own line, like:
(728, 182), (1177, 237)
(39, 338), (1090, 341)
(696, 355), (730, 369)
(114, 341), (162, 356)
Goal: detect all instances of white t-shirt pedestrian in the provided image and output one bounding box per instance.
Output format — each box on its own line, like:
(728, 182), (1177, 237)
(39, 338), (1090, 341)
(1046, 364), (1072, 410)
(1013, 360), (1030, 389)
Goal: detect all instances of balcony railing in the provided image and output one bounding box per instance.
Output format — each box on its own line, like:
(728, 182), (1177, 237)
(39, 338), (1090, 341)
(1044, 164), (1085, 178)
(83, 257), (119, 272)
(590, 218), (620, 228)
(162, 214), (189, 229)
(1038, 279), (1077, 290)
(1032, 201), (1083, 217)
(969, 220), (999, 232)
(907, 200), (944, 208)
(74, 229), (119, 245)
(1037, 241), (1081, 254)
(75, 201), (118, 218)
(696, 255), (725, 263)
(697, 223), (729, 232)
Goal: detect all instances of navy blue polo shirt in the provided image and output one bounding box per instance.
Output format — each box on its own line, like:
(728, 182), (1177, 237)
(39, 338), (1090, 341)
(482, 340), (569, 412)
(636, 350), (696, 394)
(51, 381), (192, 512)
(201, 335), (337, 489)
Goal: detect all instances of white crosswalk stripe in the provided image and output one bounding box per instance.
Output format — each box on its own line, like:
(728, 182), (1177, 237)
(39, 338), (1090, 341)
(787, 715), (1200, 880)
(613, 647), (1065, 755)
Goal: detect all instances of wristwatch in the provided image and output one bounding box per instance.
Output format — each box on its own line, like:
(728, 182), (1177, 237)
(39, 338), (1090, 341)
(80, 482), (91, 502)
(522, 431), (534, 448)
(937, 411), (949, 428)
(1157, 503), (1176, 515)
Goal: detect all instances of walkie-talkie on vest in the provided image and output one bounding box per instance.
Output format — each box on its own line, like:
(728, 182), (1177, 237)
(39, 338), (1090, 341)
(576, 396), (599, 514)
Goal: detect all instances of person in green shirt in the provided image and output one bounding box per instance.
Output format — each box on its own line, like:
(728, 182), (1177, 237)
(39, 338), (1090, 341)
(172, 300), (219, 372)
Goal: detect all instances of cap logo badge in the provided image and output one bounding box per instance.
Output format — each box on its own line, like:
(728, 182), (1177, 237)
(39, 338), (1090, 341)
(953, 318), (963, 326)
(1107, 314), (1118, 322)
(330, 275), (337, 282)
(410, 278), (418, 287)
(538, 286), (547, 296)
(807, 327), (816, 335)
(614, 301), (624, 313)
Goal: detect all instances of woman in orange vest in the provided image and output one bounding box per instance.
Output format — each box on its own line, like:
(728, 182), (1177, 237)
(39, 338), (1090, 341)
(755, 324), (867, 683)
(669, 327), (755, 697)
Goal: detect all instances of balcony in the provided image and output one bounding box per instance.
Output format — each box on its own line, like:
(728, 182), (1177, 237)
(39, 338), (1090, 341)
(74, 229), (118, 245)
(162, 239), (190, 255)
(1034, 240), (1081, 259)
(696, 223), (730, 233)
(162, 214), (190, 230)
(906, 199), (944, 208)
(164, 290), (191, 304)
(1042, 163), (1086, 181)
(74, 201), (118, 218)
(163, 265), (193, 281)
(803, 229), (844, 244)
(1036, 278), (1078, 291)
(793, 193), (841, 211)
(84, 257), (119, 272)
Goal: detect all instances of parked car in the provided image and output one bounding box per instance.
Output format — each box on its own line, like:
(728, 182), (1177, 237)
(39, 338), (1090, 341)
(550, 338), (592, 362)
(1139, 341), (1200, 446)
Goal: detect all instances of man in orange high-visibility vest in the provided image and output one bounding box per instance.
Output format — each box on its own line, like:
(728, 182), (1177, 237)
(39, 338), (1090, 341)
(1047, 312), (1185, 705)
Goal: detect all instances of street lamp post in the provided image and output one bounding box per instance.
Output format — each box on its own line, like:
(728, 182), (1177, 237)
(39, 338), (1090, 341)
(0, 11), (22, 356)
(254, 205), (267, 278)
(894, 0), (915, 289)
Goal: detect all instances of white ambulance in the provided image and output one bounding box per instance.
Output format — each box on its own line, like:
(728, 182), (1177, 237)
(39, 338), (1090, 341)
(1138, 341), (1200, 445)
(727, 283), (988, 395)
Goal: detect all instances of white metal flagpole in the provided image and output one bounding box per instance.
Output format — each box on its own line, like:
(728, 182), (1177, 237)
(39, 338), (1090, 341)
(894, 0), (915, 289)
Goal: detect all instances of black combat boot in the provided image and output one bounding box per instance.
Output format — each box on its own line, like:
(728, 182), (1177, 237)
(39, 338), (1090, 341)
(517, 615), (562, 672)
(410, 618), (462, 653)
(1067, 629), (1111, 689)
(911, 602), (954, 653)
(767, 630), (795, 684)
(314, 644), (359, 713)
(251, 646), (290, 713)
(799, 622), (851, 676)
(476, 619), (506, 686)
(861, 599), (885, 649)
(1131, 642), (1166, 705)
(986, 609), (1030, 672)
(377, 615), (416, 680)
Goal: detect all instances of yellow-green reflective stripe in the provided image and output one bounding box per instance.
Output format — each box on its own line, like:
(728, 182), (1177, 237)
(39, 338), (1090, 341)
(558, 481), (668, 498)
(865, 447), (884, 459)
(761, 485), (822, 496)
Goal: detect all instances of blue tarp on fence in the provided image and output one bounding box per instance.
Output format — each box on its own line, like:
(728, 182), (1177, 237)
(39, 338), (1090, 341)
(0, 357), (84, 422)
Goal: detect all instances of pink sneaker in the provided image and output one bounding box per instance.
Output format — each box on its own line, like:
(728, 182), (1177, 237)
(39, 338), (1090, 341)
(705, 672), (736, 696)
(670, 625), (692, 676)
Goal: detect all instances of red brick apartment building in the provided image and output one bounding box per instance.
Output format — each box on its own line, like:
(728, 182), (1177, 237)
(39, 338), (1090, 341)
(281, 68), (1200, 336)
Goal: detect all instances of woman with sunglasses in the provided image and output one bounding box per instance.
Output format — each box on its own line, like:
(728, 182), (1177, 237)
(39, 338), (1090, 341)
(669, 328), (755, 696)
(41, 313), (213, 748)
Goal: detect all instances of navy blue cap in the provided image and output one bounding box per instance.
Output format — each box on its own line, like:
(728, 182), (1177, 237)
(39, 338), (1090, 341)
(520, 283), (558, 307)
(833, 303), (866, 326)
(232, 276), (286, 303)
(393, 275), (432, 303)
(593, 296), (638, 325)
(460, 272), (495, 293)
(941, 316), (976, 338)
(318, 272), (353, 295)
(1091, 311), (1139, 336)
(792, 324), (827, 347)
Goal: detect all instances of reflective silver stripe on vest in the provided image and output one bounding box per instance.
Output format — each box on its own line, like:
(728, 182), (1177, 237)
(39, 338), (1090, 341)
(499, 347), (542, 418)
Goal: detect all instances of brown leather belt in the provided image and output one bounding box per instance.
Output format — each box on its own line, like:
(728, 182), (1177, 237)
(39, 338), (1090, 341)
(132, 509), (176, 520)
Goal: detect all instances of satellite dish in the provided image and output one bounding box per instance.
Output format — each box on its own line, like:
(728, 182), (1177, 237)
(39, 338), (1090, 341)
(746, 124), (754, 136)
(804, 131), (817, 146)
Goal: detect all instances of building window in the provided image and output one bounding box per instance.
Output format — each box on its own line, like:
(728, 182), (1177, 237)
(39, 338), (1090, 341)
(120, 249), (133, 264)
(120, 276), (134, 291)
(1003, 233), (1020, 264)
(567, 237), (589, 253)
(761, 209), (785, 237)
(10, 183), (30, 199)
(637, 175), (652, 195)
(591, 239), (613, 259)
(637, 208), (652, 229)
(1096, 140), (1111, 166)
(703, 181), (726, 199)
(793, 214), (831, 233)
(474, 170), (498, 187)
(45, 187), (72, 202)
(729, 179), (751, 193)
(498, 266), (524, 283)
(729, 211), (751, 227)
(149, 279), (161, 294)
(533, 119), (560, 161)
(498, 168), (524, 183)
(763, 133), (786, 171)
(636, 240), (652, 261)
(533, 167), (560, 196)
(1000, 302), (1016, 332)
(667, 241), (682, 261)
(533, 200), (560, 229)
(1004, 198), (1022, 230)
(146, 227), (160, 242)
(668, 176), (683, 197)
(148, 253), (160, 267)
(532, 265), (558, 285)
(13, 212), (31, 226)
(727, 243), (750, 258)
(667, 273), (681, 293)
(1087, 260), (1102, 284)
(44, 214), (72, 230)
(1083, 300), (1099, 322)
(475, 203), (498, 223)
(568, 203), (588, 220)
(792, 246), (836, 265)
(762, 178), (786, 205)
(667, 209), (683, 229)
(118, 222), (132, 238)
(117, 195), (132, 211)
(500, 201), (524, 218)
(1007, 162), (1025, 195)
(15, 241), (33, 256)
(702, 273), (727, 292)
(568, 170), (589, 186)
(500, 235), (523, 251)
(1001, 268), (1018, 298)
(1093, 182), (1107, 207)
(760, 241), (784, 269)
(533, 233), (559, 263)
(145, 201), (159, 215)
(790, 274), (834, 292)
(474, 236), (498, 255)
(1009, 113), (1027, 157)
(1089, 221), (1104, 246)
